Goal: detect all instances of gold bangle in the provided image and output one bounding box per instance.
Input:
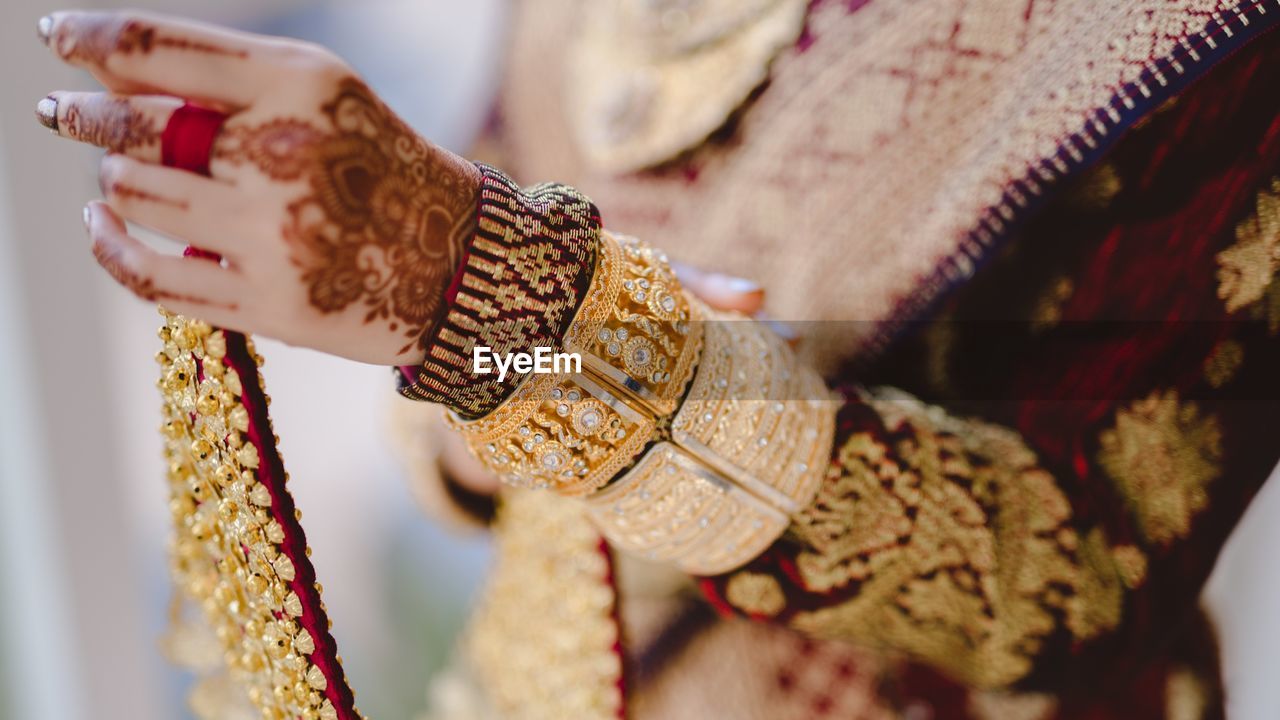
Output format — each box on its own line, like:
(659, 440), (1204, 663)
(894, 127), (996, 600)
(452, 231), (836, 573)
(449, 231), (703, 496)
(584, 313), (835, 574)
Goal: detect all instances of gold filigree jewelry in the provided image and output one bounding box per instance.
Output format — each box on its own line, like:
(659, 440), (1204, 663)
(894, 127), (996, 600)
(584, 313), (836, 574)
(450, 230), (703, 497)
(158, 311), (356, 720)
(453, 230), (836, 573)
(568, 234), (702, 414)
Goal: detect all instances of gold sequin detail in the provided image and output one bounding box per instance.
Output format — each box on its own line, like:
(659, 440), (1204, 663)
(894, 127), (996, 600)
(785, 389), (1128, 689)
(1112, 544), (1148, 588)
(1203, 339), (1244, 389)
(1098, 390), (1223, 546)
(465, 491), (623, 720)
(1062, 162), (1123, 211)
(725, 572), (786, 617)
(1030, 276), (1075, 333)
(157, 312), (352, 720)
(1216, 177), (1280, 316)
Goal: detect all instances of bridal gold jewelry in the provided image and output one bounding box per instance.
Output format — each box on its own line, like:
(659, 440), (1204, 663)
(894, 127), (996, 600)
(451, 231), (836, 574)
(158, 312), (350, 720)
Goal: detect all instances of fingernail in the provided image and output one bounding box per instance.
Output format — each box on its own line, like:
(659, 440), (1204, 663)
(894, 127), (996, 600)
(722, 276), (763, 295)
(36, 15), (53, 46)
(35, 95), (58, 132)
(83, 204), (92, 229)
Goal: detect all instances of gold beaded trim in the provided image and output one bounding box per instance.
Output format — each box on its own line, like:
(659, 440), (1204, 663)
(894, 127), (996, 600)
(158, 311), (357, 720)
(452, 229), (836, 573)
(400, 164), (600, 418)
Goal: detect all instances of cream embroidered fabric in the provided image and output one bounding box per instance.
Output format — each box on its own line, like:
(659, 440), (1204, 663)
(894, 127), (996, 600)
(568, 0), (809, 172)
(504, 0), (1258, 371)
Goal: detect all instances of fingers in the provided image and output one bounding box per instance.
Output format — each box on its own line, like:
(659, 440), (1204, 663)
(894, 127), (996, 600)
(42, 91), (180, 161)
(672, 262), (802, 346)
(97, 154), (252, 260)
(85, 201), (245, 320)
(672, 262), (767, 314)
(39, 10), (303, 107)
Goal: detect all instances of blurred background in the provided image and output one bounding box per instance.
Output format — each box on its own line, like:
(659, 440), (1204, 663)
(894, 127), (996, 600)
(2, 1), (1280, 719)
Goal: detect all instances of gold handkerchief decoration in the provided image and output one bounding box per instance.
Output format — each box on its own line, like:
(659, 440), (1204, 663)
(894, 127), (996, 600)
(157, 312), (359, 720)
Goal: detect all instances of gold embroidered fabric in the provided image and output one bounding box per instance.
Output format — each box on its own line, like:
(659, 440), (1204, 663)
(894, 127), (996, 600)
(785, 389), (1135, 689)
(567, 0), (810, 172)
(156, 312), (354, 720)
(400, 164), (599, 417)
(503, 0), (1268, 373)
(1097, 389), (1223, 546)
(1203, 339), (1245, 389)
(724, 572), (787, 617)
(1217, 176), (1280, 331)
(463, 491), (623, 720)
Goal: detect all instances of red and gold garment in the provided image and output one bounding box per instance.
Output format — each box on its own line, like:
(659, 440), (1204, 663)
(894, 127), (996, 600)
(157, 2), (1280, 719)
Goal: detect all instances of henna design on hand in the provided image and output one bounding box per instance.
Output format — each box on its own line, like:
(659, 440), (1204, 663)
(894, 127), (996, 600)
(93, 238), (159, 301)
(91, 239), (231, 308)
(65, 97), (159, 154)
(105, 182), (190, 210)
(219, 78), (479, 355)
(53, 16), (247, 67)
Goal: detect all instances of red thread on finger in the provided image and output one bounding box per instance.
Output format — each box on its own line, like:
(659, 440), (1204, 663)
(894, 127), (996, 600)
(161, 103), (226, 177)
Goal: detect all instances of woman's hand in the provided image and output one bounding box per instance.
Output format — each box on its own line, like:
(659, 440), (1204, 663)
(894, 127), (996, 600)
(36, 10), (480, 365)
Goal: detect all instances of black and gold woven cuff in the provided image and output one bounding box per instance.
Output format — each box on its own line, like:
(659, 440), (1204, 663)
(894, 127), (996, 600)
(398, 163), (601, 418)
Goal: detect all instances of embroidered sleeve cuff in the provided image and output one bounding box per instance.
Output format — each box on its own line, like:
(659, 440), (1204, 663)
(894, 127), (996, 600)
(397, 163), (601, 418)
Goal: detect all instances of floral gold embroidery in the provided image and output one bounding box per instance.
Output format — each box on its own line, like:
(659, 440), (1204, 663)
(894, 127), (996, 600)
(1257, 280), (1280, 336)
(1216, 177), (1280, 315)
(1111, 544), (1148, 588)
(787, 390), (1127, 689)
(1203, 339), (1244, 389)
(1098, 390), (1222, 546)
(1062, 162), (1122, 211)
(725, 572), (786, 618)
(1069, 529), (1126, 640)
(465, 490), (623, 720)
(1030, 276), (1075, 333)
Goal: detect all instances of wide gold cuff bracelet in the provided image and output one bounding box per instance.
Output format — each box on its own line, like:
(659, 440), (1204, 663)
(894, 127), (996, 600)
(450, 231), (836, 575)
